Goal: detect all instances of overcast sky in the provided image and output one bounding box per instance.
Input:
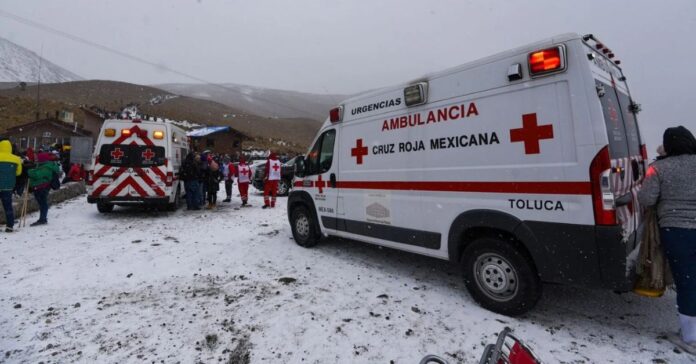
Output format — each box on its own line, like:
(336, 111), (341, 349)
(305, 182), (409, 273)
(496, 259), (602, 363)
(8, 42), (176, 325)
(1, 0), (694, 149)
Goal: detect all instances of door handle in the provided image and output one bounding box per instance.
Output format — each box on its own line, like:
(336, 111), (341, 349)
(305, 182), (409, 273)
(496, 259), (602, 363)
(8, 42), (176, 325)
(330, 173), (336, 188)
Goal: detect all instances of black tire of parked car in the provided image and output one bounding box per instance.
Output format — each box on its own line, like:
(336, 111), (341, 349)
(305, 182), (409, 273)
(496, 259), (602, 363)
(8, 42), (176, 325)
(290, 205), (320, 247)
(97, 202), (114, 213)
(461, 236), (541, 316)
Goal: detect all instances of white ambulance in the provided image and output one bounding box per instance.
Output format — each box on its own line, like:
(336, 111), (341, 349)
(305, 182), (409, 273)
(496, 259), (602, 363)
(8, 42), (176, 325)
(87, 118), (189, 212)
(288, 33), (646, 315)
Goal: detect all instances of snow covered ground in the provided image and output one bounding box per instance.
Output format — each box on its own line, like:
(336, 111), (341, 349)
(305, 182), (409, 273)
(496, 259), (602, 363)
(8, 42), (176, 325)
(0, 189), (691, 363)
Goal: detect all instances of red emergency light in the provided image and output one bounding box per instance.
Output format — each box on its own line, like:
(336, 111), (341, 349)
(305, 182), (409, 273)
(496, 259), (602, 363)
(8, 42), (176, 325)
(329, 106), (343, 123)
(528, 46), (565, 76)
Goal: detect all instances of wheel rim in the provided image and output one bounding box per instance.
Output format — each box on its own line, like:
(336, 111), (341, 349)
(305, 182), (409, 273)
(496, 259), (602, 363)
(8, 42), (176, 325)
(295, 213), (310, 238)
(278, 181), (288, 194)
(473, 253), (519, 302)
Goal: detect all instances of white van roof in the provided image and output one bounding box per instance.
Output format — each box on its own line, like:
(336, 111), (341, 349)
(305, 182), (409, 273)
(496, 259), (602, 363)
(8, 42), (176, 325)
(338, 33), (581, 107)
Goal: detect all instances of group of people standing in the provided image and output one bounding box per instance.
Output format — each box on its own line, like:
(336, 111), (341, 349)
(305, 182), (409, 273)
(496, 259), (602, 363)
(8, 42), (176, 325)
(0, 140), (61, 231)
(179, 151), (254, 210)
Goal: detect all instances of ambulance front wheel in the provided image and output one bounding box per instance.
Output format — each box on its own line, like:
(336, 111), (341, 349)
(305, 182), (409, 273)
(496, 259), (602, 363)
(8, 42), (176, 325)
(97, 202), (114, 213)
(290, 205), (320, 247)
(461, 237), (541, 316)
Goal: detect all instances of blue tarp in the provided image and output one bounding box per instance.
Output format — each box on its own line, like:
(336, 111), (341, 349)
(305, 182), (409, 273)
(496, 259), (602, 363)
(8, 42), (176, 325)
(186, 126), (231, 137)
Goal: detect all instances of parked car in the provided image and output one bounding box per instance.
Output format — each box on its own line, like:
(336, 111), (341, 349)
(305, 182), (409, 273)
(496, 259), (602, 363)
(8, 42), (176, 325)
(252, 156), (299, 196)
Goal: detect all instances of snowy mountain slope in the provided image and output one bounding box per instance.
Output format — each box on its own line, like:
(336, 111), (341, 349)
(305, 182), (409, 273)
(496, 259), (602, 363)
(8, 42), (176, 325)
(157, 83), (346, 121)
(0, 37), (82, 83)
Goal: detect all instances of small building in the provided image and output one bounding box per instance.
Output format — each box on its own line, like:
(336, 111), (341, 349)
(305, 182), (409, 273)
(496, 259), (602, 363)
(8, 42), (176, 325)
(3, 118), (92, 150)
(187, 126), (249, 157)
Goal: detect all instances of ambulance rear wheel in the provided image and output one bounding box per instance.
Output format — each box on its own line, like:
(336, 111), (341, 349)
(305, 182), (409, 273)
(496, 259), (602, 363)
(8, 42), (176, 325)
(461, 237), (541, 316)
(167, 186), (181, 211)
(97, 202), (114, 213)
(290, 205), (320, 247)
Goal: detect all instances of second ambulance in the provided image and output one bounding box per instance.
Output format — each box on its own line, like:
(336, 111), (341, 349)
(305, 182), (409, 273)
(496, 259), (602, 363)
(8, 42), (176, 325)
(288, 33), (646, 315)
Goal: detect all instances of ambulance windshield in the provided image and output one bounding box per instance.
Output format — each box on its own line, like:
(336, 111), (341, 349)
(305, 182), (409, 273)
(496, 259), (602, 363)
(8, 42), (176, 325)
(98, 144), (166, 167)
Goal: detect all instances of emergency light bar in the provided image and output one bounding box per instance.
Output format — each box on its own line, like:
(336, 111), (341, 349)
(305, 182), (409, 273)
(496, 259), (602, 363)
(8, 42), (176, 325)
(104, 128), (116, 137)
(121, 129), (132, 136)
(528, 45), (566, 77)
(404, 82), (428, 107)
(329, 106), (343, 123)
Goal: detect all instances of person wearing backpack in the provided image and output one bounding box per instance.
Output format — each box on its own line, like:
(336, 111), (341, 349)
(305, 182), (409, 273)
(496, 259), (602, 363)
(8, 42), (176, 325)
(27, 152), (60, 226)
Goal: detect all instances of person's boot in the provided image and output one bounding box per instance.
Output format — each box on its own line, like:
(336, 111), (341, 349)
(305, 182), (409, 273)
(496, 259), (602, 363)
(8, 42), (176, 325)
(223, 198), (231, 202)
(5, 227), (13, 232)
(206, 203), (213, 210)
(262, 204), (269, 209)
(30, 220), (47, 227)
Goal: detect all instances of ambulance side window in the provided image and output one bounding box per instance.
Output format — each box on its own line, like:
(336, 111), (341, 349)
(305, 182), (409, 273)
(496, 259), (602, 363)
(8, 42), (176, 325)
(306, 129), (336, 175)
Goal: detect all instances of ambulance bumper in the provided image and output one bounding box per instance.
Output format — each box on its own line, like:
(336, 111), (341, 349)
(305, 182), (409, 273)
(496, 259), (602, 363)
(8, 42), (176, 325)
(523, 222), (636, 292)
(87, 196), (170, 205)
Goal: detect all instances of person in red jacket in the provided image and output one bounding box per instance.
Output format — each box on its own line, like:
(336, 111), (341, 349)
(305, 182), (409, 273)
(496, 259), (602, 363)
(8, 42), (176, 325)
(67, 163), (83, 182)
(262, 152), (281, 209)
(236, 156), (252, 206)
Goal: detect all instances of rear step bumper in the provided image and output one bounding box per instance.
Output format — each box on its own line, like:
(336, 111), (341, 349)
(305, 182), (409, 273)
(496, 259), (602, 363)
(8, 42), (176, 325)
(87, 196), (170, 205)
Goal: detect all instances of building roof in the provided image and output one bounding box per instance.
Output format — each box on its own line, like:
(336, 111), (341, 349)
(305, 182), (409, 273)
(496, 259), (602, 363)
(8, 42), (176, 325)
(187, 126), (231, 137)
(187, 126), (250, 139)
(4, 118), (92, 136)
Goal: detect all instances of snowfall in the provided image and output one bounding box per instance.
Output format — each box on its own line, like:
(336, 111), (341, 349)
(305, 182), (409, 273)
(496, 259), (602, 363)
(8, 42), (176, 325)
(0, 188), (692, 364)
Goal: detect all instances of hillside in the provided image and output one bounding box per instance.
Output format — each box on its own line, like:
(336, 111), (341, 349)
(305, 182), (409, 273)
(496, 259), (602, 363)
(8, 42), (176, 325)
(0, 80), (321, 153)
(0, 37), (82, 83)
(157, 83), (345, 121)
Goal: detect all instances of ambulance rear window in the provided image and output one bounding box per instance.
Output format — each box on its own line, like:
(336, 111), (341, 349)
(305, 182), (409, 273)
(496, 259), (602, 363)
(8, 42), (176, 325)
(98, 144), (166, 167)
(597, 81), (629, 158)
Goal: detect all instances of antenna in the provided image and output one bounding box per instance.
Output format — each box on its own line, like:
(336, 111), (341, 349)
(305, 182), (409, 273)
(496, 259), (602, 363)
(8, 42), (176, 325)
(35, 43), (43, 121)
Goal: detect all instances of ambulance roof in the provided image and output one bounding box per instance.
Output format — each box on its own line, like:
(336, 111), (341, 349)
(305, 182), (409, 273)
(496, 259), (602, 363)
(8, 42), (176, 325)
(323, 32), (582, 128)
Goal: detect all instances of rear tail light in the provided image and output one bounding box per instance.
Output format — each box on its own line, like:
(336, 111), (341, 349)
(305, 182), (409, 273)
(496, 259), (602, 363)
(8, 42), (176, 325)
(528, 46), (565, 76)
(166, 171), (173, 186)
(590, 146), (617, 225)
(329, 106), (343, 123)
(640, 144), (649, 176)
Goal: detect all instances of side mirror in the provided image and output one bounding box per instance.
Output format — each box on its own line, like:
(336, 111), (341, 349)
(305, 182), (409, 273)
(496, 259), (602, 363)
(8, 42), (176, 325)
(294, 155), (305, 178)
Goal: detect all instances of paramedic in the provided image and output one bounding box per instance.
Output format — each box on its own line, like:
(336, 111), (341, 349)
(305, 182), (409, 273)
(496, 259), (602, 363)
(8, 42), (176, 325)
(222, 157), (234, 203)
(638, 125), (696, 352)
(262, 152), (281, 209)
(236, 156), (252, 206)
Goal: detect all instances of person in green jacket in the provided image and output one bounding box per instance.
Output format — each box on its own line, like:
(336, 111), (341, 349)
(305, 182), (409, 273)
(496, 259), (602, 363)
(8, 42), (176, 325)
(28, 152), (59, 226)
(0, 140), (22, 232)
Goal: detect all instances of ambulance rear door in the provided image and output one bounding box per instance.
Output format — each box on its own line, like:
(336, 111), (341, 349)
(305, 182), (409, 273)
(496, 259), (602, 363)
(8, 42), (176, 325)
(587, 42), (644, 241)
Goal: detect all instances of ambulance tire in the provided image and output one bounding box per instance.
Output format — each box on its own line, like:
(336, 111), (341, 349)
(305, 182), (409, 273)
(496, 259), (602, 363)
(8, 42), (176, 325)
(167, 187), (181, 211)
(97, 202), (114, 213)
(461, 237), (541, 316)
(277, 179), (290, 196)
(290, 205), (320, 247)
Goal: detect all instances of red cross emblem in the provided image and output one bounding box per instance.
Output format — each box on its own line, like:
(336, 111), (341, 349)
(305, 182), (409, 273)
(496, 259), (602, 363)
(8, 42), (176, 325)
(510, 113), (554, 155)
(141, 148), (155, 161)
(315, 174), (326, 194)
(110, 147), (124, 160)
(351, 139), (368, 165)
(272, 163), (280, 172)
